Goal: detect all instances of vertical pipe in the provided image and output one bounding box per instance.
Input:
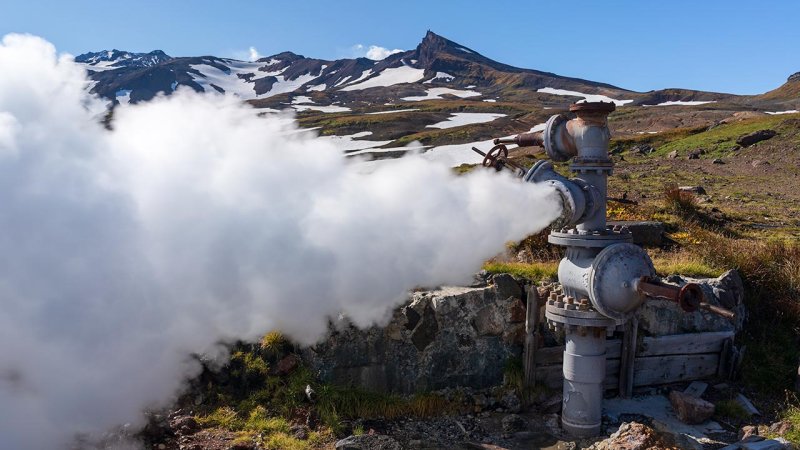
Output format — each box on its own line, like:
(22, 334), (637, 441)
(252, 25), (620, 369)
(561, 326), (606, 437)
(576, 171), (607, 232)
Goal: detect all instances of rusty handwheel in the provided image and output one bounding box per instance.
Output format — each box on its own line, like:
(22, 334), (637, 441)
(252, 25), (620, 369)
(482, 144), (508, 169)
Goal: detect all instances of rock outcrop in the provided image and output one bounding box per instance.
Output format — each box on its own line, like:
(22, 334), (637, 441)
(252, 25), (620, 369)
(302, 279), (527, 394)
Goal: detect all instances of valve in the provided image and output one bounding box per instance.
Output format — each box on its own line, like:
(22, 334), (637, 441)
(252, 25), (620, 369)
(637, 276), (736, 320)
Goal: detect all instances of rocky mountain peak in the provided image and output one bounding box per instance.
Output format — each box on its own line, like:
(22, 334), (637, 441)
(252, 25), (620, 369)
(76, 49), (172, 68)
(415, 30), (480, 68)
(788, 71), (800, 83)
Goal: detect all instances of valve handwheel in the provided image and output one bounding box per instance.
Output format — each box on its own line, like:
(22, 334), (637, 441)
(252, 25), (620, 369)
(482, 144), (508, 169)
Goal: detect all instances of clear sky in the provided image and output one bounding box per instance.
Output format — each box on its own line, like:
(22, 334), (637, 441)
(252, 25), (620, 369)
(2, 0), (798, 95)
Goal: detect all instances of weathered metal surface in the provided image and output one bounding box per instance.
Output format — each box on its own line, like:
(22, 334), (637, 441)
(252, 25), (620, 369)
(479, 101), (734, 437)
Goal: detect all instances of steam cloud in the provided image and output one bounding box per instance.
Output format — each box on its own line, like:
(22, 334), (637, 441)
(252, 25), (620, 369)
(0, 34), (561, 449)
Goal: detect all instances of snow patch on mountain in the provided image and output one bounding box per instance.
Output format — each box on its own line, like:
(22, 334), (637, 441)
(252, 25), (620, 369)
(402, 87), (481, 101)
(291, 96), (314, 104)
(366, 109), (420, 115)
(189, 62), (263, 99)
(646, 100), (716, 106)
(537, 87), (633, 106)
(424, 72), (455, 84)
(292, 104), (351, 113)
(426, 113), (506, 129)
(340, 65), (425, 91)
(263, 73), (318, 98)
(765, 110), (799, 115)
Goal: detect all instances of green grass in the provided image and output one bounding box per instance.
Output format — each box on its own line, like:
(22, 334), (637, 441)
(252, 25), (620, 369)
(776, 407), (800, 443)
(655, 114), (797, 157)
(482, 261), (558, 281)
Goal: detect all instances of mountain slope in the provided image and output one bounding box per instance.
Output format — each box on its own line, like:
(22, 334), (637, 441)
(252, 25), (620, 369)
(74, 32), (799, 164)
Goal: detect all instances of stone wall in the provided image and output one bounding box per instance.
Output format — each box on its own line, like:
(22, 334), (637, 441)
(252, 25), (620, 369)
(302, 274), (528, 394)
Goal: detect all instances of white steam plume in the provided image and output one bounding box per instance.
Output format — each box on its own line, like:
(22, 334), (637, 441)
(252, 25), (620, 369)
(0, 34), (562, 449)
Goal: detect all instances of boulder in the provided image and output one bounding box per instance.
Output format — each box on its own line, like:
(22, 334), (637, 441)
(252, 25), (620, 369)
(630, 144), (655, 155)
(276, 355), (299, 375)
(737, 130), (777, 147)
(688, 149), (704, 159)
(768, 420), (793, 437)
(669, 390), (714, 424)
(668, 150), (679, 159)
(679, 185), (707, 195)
(492, 273), (522, 300)
(290, 424), (310, 440)
(607, 220), (665, 247)
(334, 434), (402, 450)
(586, 422), (682, 450)
(501, 414), (527, 433)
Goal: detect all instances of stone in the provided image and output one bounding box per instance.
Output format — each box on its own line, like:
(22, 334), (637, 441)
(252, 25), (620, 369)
(668, 150), (679, 159)
(713, 158), (725, 164)
(752, 159), (771, 167)
(501, 391), (522, 413)
(334, 434), (402, 450)
(410, 304), (438, 351)
(688, 149), (704, 159)
(290, 424), (310, 440)
(276, 355), (299, 375)
(169, 416), (199, 435)
(719, 437), (793, 449)
(473, 304), (504, 336)
(736, 129), (777, 147)
(586, 422), (680, 450)
(501, 414), (527, 433)
(630, 144), (655, 155)
(669, 390), (714, 424)
(768, 420), (793, 436)
(739, 425), (759, 441)
(607, 220), (664, 247)
(493, 273), (522, 300)
(679, 185), (707, 195)
(508, 298), (527, 323)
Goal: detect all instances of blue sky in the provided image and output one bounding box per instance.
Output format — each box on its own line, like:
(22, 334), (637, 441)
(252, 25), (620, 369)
(2, 0), (798, 95)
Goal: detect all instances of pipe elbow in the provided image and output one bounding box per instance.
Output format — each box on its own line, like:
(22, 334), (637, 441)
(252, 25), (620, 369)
(524, 160), (604, 227)
(524, 160), (586, 227)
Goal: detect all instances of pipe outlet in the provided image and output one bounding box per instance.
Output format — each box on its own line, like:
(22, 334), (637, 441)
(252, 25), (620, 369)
(525, 160), (600, 227)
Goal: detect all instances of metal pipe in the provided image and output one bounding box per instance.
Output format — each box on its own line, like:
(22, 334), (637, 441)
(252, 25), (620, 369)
(561, 325), (606, 436)
(494, 131), (544, 147)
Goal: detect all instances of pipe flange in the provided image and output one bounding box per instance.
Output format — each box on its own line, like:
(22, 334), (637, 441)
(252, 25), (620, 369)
(548, 228), (632, 248)
(543, 113), (571, 162)
(570, 159), (614, 174)
(545, 303), (618, 328)
(589, 243), (656, 321)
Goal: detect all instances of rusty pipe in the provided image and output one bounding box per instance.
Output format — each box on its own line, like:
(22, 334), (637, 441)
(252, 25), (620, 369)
(494, 131), (544, 147)
(637, 277), (735, 320)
